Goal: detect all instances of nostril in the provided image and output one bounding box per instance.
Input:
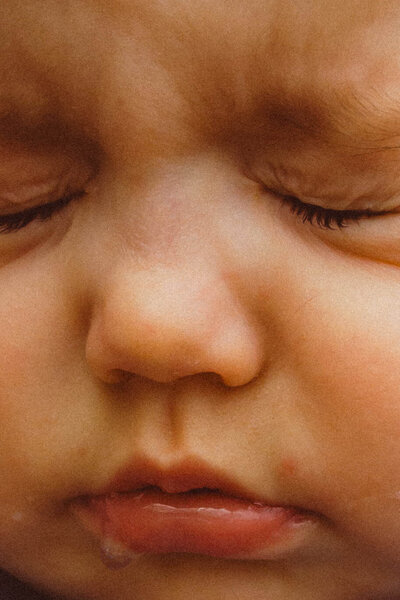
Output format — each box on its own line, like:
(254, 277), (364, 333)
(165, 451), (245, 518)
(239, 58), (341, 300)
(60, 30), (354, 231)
(221, 371), (259, 388)
(95, 369), (125, 385)
(107, 370), (134, 385)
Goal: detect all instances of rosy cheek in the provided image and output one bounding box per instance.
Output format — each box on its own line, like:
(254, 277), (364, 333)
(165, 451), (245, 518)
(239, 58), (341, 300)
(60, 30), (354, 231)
(0, 318), (48, 400)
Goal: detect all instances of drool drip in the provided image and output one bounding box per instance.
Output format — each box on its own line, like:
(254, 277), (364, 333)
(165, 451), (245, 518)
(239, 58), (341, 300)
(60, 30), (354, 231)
(100, 536), (140, 570)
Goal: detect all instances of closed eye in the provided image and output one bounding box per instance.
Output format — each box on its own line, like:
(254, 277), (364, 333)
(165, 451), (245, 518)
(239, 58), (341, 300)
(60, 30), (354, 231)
(0, 189), (87, 234)
(279, 194), (388, 230)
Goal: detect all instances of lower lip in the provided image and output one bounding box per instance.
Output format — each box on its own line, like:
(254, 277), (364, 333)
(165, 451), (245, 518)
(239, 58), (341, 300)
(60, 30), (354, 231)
(71, 488), (315, 562)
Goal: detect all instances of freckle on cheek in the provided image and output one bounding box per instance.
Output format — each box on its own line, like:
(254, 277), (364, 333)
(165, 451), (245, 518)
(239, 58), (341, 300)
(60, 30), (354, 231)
(279, 457), (298, 478)
(76, 446), (89, 458)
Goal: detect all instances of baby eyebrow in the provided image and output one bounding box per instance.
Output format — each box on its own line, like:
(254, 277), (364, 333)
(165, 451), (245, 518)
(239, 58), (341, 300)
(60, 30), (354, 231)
(0, 95), (76, 152)
(262, 79), (400, 156)
(323, 86), (400, 152)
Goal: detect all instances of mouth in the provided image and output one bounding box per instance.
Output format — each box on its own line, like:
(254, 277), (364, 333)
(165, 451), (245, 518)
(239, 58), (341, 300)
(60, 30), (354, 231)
(69, 456), (319, 568)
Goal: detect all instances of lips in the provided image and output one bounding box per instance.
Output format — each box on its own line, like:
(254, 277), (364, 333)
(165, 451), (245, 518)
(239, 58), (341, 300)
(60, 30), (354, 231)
(70, 456), (318, 565)
(102, 455), (267, 498)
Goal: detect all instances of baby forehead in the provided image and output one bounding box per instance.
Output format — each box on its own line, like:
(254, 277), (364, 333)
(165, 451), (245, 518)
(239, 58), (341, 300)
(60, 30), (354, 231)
(93, 1), (400, 88)
(2, 0), (400, 150)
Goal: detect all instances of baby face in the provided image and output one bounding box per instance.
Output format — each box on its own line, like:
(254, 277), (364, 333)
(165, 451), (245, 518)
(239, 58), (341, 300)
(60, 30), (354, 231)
(1, 1), (400, 598)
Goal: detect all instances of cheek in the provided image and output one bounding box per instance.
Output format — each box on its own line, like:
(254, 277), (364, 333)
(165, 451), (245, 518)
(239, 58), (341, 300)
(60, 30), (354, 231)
(0, 257), (78, 491)
(0, 268), (61, 404)
(288, 267), (400, 559)
(0, 277), (62, 568)
(301, 291), (400, 471)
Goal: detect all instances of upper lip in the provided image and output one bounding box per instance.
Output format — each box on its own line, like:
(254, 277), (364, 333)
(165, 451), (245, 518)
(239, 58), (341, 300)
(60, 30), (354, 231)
(96, 454), (274, 505)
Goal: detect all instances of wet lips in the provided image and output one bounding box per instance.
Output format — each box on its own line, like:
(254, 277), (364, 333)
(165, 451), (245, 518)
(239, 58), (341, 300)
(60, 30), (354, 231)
(71, 486), (310, 566)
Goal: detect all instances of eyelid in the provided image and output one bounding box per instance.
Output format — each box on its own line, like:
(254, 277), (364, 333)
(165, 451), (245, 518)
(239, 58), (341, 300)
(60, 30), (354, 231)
(275, 192), (390, 230)
(0, 157), (95, 210)
(0, 177), (66, 211)
(0, 189), (87, 234)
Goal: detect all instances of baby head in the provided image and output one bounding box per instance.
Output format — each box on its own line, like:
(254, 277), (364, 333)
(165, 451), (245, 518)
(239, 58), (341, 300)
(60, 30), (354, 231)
(1, 1), (400, 598)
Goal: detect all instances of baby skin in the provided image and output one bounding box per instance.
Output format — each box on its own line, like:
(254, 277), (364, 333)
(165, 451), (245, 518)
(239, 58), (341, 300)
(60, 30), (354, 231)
(1, 1), (400, 598)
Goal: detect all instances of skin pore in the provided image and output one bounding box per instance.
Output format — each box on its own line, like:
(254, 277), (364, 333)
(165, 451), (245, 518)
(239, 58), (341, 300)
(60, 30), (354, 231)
(1, 0), (400, 598)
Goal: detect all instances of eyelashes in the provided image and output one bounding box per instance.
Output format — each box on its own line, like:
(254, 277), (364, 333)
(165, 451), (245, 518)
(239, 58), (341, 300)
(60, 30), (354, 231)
(0, 184), (389, 235)
(279, 194), (385, 230)
(0, 189), (87, 234)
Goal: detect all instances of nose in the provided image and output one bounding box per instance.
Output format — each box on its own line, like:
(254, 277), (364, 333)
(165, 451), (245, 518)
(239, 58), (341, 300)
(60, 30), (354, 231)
(86, 264), (264, 387)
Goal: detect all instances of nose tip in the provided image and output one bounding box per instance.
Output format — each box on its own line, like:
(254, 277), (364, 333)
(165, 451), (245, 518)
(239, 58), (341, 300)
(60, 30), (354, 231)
(86, 268), (264, 388)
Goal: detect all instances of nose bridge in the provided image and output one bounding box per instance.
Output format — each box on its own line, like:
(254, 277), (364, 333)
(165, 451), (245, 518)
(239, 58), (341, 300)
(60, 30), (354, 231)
(86, 260), (264, 387)
(116, 154), (248, 260)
